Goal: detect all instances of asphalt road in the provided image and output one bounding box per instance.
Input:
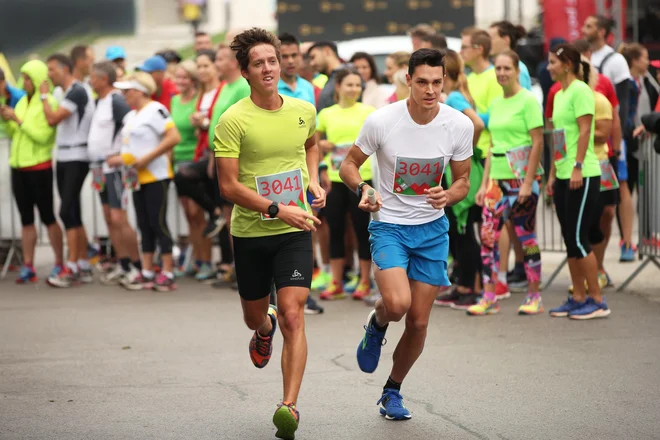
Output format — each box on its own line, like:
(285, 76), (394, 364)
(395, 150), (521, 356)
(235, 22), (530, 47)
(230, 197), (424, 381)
(1, 275), (659, 440)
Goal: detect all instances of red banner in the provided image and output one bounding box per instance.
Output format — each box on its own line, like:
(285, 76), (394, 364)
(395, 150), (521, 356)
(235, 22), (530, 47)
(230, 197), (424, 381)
(543, 0), (597, 47)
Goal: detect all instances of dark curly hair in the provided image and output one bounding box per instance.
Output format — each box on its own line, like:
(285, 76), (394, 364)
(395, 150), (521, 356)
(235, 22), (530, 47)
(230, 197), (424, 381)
(230, 27), (281, 72)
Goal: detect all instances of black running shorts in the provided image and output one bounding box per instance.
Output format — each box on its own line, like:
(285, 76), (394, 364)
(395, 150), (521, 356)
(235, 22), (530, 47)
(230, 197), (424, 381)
(232, 231), (313, 301)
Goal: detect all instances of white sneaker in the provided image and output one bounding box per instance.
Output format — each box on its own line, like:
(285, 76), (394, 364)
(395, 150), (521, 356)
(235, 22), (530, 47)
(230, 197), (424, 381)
(120, 268), (144, 291)
(101, 265), (126, 286)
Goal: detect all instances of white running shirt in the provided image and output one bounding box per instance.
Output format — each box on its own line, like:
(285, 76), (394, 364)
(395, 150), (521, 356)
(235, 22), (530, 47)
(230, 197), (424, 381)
(355, 100), (473, 225)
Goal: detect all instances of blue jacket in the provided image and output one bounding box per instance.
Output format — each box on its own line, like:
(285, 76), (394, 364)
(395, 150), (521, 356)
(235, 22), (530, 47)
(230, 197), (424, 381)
(5, 83), (26, 108)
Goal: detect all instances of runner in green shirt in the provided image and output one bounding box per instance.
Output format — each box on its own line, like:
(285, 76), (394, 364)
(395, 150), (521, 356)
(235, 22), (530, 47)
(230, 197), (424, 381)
(546, 44), (610, 320)
(470, 51), (544, 317)
(214, 28), (325, 440)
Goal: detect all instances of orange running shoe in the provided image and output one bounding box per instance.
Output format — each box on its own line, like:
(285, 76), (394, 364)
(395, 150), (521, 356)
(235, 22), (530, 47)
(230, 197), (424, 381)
(249, 305), (278, 368)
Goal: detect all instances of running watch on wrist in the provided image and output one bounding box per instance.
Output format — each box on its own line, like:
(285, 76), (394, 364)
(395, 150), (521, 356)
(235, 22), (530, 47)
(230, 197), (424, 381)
(268, 202), (279, 218)
(40, 93), (48, 101)
(573, 161), (583, 170)
(356, 181), (369, 198)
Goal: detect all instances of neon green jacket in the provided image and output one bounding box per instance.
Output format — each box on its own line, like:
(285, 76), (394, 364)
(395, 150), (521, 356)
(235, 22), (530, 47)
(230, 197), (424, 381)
(6, 60), (58, 169)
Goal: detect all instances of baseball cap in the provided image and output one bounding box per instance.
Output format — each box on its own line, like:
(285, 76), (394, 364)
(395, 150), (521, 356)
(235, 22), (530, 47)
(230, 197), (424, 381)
(650, 60), (660, 69)
(136, 55), (168, 73)
(113, 79), (150, 94)
(106, 46), (126, 61)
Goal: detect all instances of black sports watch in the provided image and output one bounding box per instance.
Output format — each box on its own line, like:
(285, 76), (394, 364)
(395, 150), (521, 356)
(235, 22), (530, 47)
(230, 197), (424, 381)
(268, 202), (279, 218)
(356, 181), (369, 198)
(573, 161), (583, 170)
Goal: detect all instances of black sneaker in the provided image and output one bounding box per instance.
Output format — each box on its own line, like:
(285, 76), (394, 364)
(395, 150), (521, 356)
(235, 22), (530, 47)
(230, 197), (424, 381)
(507, 269), (528, 289)
(203, 215), (226, 239)
(304, 295), (324, 315)
(434, 289), (460, 307)
(450, 293), (480, 310)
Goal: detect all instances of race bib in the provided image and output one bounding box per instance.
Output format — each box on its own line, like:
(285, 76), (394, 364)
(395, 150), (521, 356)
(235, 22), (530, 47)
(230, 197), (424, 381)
(551, 129), (567, 162)
(392, 156), (445, 196)
(504, 146), (544, 179)
(255, 168), (307, 220)
(330, 144), (351, 171)
(90, 162), (105, 193)
(122, 166), (140, 191)
(599, 160), (619, 192)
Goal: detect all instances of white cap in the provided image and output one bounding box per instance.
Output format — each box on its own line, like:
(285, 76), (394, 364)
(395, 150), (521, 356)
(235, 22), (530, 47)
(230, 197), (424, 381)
(113, 80), (150, 94)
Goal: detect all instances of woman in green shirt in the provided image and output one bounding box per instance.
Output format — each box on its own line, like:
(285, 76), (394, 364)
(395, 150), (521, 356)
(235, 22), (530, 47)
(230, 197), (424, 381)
(171, 60), (206, 276)
(546, 44), (610, 320)
(316, 68), (375, 301)
(469, 51), (544, 317)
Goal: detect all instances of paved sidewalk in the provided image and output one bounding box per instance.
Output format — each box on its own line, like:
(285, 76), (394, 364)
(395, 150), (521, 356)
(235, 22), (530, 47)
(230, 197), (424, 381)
(1, 258), (659, 440)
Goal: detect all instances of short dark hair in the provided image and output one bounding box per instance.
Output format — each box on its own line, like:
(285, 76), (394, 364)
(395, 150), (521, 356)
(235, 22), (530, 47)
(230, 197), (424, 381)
(462, 28), (491, 58)
(408, 23), (436, 39)
(349, 52), (380, 83)
(572, 39), (591, 55)
(408, 49), (445, 77)
(422, 33), (448, 50)
(157, 49), (183, 63)
(551, 43), (591, 85)
(278, 32), (300, 47)
(92, 61), (117, 85)
(590, 14), (616, 38)
(230, 27), (281, 72)
(0, 67), (5, 82)
(70, 45), (89, 65)
(490, 21), (527, 49)
(307, 41), (338, 57)
(47, 53), (74, 73)
(195, 31), (209, 38)
(196, 49), (216, 63)
(620, 43), (646, 68)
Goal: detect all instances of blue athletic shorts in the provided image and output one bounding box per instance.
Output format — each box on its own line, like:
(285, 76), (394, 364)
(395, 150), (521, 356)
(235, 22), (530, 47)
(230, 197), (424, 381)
(368, 215), (451, 287)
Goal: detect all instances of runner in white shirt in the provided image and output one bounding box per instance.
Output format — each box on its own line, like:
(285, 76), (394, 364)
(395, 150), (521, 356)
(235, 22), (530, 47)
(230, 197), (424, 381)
(88, 61), (142, 285)
(339, 49), (473, 420)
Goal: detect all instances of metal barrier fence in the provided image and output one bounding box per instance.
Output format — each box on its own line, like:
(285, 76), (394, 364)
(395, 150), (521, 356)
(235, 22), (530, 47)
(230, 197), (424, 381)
(2, 133), (639, 289)
(0, 138), (189, 278)
(618, 134), (660, 291)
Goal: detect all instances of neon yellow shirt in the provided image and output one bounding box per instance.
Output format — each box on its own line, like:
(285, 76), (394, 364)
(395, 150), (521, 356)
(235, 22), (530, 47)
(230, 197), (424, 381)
(552, 80), (600, 180)
(312, 74), (328, 89)
(488, 89), (544, 180)
(594, 91), (613, 161)
(214, 95), (317, 238)
(317, 103), (375, 182)
(467, 66), (502, 157)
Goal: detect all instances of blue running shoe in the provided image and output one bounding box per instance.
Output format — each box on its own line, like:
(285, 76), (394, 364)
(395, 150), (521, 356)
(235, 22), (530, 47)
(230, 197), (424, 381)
(16, 265), (37, 284)
(356, 310), (387, 373)
(549, 297), (585, 317)
(49, 265), (63, 279)
(569, 297), (611, 320)
(620, 244), (635, 262)
(378, 389), (412, 420)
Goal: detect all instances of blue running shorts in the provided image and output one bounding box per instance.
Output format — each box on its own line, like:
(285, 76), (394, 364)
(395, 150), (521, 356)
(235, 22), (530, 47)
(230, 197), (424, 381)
(368, 215), (450, 287)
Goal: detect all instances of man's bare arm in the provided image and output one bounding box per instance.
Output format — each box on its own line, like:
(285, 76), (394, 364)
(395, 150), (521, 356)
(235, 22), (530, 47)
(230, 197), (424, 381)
(339, 145), (371, 191)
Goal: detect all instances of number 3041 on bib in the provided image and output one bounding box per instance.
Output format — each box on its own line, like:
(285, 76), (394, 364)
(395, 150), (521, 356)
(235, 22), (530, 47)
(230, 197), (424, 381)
(393, 156), (445, 196)
(255, 168), (307, 220)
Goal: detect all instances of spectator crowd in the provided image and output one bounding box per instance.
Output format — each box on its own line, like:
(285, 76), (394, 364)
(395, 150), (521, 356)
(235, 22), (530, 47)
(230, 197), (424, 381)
(1, 15), (657, 320)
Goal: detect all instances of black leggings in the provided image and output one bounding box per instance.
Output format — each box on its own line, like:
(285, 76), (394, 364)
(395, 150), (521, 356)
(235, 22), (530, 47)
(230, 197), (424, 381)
(57, 161), (89, 229)
(325, 181), (371, 260)
(11, 167), (57, 227)
(174, 159), (223, 215)
(133, 180), (173, 254)
(446, 204), (481, 289)
(553, 176), (600, 259)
